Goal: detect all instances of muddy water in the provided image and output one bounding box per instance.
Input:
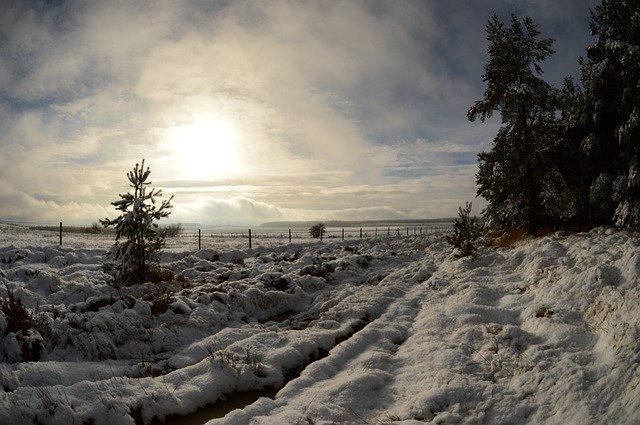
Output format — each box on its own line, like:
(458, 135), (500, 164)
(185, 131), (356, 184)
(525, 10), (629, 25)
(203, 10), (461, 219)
(157, 319), (369, 424)
(156, 387), (279, 425)
(258, 311), (296, 324)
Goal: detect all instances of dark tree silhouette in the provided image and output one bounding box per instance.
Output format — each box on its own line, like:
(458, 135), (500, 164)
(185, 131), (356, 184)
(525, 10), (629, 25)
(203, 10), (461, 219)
(469, 14), (558, 234)
(578, 0), (640, 228)
(309, 223), (326, 239)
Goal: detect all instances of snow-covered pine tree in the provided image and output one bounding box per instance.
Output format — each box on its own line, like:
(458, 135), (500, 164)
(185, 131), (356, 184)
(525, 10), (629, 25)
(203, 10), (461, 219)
(553, 77), (592, 227)
(468, 14), (559, 234)
(579, 0), (640, 228)
(101, 160), (173, 284)
(447, 202), (484, 257)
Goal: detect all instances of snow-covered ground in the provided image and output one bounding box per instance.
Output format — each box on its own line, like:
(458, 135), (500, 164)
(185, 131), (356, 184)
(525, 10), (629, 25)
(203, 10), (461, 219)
(0, 224), (315, 252)
(1, 226), (639, 424)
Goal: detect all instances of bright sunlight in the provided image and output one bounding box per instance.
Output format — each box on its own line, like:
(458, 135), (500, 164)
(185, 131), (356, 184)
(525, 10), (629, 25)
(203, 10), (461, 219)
(161, 115), (243, 181)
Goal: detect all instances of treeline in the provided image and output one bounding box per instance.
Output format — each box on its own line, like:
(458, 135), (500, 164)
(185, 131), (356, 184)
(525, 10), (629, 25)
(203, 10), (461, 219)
(471, 0), (639, 234)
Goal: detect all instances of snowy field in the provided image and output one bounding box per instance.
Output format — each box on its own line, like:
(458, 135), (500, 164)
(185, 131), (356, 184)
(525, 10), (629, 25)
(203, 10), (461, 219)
(1, 226), (639, 424)
(0, 224), (319, 252)
(0, 223), (448, 253)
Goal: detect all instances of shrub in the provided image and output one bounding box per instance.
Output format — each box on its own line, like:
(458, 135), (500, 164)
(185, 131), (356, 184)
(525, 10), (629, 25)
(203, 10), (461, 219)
(2, 290), (37, 334)
(309, 223), (326, 239)
(1, 290), (45, 361)
(89, 222), (104, 234)
(101, 160), (173, 285)
(447, 202), (484, 257)
(149, 291), (174, 316)
(160, 223), (183, 238)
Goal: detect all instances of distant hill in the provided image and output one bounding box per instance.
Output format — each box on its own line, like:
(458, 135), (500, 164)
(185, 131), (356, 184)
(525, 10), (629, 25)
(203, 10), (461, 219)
(259, 219), (453, 228)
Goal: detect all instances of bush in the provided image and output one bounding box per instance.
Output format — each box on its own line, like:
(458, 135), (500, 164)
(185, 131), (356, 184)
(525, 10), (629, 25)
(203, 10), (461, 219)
(1, 290), (45, 362)
(160, 223), (183, 238)
(147, 290), (174, 316)
(2, 290), (37, 334)
(89, 222), (104, 234)
(101, 160), (173, 285)
(447, 202), (484, 257)
(309, 223), (326, 239)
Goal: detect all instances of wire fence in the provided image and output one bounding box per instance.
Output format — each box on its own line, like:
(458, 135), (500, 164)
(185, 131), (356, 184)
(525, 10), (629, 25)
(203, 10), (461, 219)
(184, 224), (453, 249)
(0, 222), (453, 252)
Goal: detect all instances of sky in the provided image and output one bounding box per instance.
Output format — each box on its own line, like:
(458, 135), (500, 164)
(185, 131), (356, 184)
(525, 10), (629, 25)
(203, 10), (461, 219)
(0, 0), (599, 226)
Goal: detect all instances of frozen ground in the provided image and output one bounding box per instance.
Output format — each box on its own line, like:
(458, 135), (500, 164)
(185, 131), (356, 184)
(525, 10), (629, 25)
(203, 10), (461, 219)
(1, 226), (639, 424)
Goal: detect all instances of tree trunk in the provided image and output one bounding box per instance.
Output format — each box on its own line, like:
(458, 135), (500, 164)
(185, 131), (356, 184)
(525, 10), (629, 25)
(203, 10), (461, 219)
(521, 119), (539, 236)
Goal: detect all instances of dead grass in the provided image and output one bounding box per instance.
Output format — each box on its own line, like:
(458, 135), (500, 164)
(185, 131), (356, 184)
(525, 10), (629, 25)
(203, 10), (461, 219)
(487, 228), (530, 248)
(535, 306), (554, 318)
(149, 292), (173, 316)
(147, 267), (174, 284)
(487, 225), (588, 248)
(143, 279), (182, 316)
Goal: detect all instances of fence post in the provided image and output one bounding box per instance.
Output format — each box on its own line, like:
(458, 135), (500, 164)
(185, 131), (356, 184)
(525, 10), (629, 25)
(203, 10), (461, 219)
(320, 229), (323, 242)
(59, 222), (62, 246)
(341, 228), (344, 241)
(289, 228), (292, 243)
(198, 229), (201, 250)
(388, 227), (390, 236)
(375, 228), (377, 237)
(248, 229), (252, 249)
(359, 228), (363, 238)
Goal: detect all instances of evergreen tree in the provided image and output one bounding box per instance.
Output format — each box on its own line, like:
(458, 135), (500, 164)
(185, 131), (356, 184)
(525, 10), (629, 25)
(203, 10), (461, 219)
(468, 14), (559, 234)
(579, 0), (640, 228)
(545, 77), (588, 226)
(101, 160), (173, 284)
(447, 202), (484, 257)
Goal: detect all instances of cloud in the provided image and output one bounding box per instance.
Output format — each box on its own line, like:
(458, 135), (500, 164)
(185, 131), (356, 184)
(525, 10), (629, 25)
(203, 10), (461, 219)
(132, 0), (428, 175)
(0, 0), (595, 225)
(171, 195), (418, 226)
(0, 186), (109, 225)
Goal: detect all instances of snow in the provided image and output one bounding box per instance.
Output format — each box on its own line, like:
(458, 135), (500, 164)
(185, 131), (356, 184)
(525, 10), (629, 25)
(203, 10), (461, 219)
(1, 226), (639, 424)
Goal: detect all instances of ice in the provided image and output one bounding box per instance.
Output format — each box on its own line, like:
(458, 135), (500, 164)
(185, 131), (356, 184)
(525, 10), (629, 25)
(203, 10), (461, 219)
(1, 227), (639, 424)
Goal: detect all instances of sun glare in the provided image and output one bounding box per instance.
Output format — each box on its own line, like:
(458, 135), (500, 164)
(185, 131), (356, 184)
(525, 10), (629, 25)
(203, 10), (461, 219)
(162, 115), (242, 180)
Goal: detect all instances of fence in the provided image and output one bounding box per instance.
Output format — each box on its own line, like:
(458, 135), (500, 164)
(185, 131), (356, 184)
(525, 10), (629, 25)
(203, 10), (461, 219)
(1, 222), (453, 251)
(182, 224), (452, 251)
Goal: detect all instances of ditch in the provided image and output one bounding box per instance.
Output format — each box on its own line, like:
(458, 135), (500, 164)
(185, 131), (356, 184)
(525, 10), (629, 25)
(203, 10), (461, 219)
(154, 318), (370, 425)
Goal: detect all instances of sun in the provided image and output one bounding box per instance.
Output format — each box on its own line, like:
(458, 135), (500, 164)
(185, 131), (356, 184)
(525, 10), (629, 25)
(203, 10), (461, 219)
(162, 115), (242, 180)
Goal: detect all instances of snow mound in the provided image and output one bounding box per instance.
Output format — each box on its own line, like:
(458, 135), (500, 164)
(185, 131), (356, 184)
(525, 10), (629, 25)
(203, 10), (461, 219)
(1, 229), (639, 424)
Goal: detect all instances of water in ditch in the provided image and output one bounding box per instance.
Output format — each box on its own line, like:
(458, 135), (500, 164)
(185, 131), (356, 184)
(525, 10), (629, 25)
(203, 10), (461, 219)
(155, 319), (369, 425)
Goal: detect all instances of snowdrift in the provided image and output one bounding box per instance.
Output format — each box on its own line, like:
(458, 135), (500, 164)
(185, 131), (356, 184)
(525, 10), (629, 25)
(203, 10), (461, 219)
(0, 228), (638, 424)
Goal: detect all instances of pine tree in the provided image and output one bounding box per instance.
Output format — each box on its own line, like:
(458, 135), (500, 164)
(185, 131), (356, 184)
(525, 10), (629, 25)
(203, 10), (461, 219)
(468, 14), (558, 234)
(579, 0), (640, 228)
(101, 160), (173, 284)
(553, 78), (589, 226)
(447, 202), (484, 257)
